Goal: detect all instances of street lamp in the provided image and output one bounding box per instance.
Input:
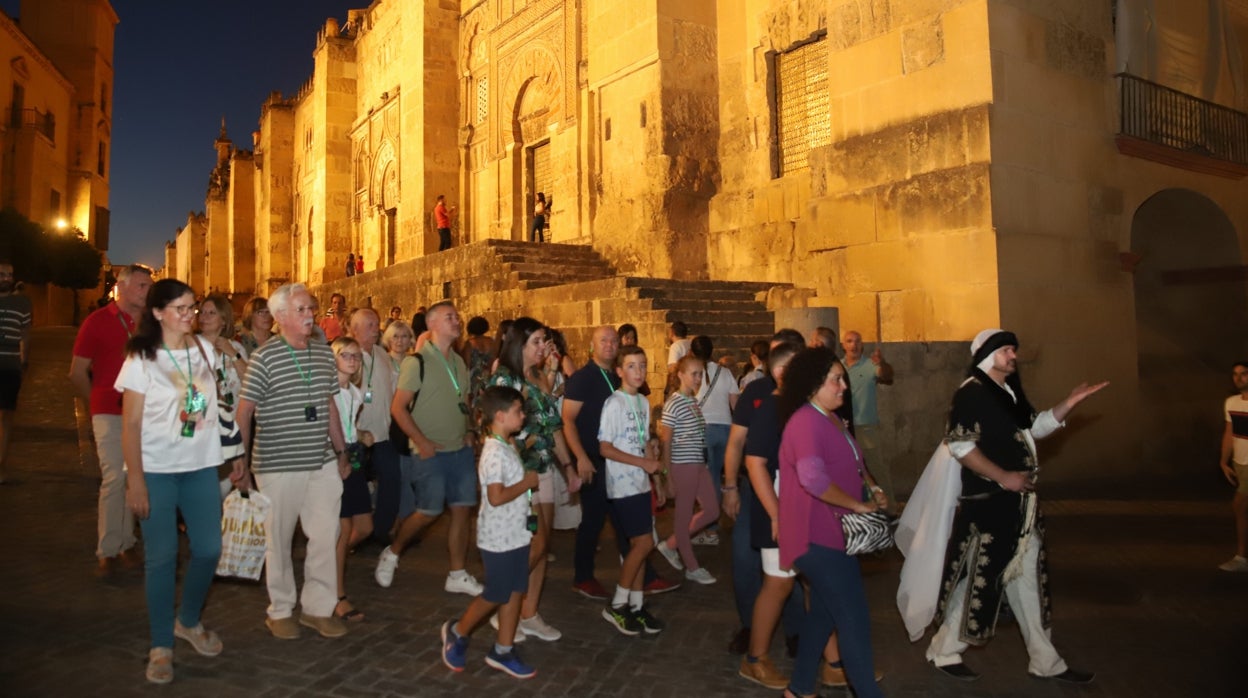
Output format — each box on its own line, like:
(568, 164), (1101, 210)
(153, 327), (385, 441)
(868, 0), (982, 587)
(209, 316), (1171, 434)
(54, 218), (69, 231)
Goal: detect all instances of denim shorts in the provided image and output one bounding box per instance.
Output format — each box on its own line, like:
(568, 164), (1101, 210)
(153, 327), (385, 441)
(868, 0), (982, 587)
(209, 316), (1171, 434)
(610, 492), (653, 539)
(480, 545), (530, 603)
(414, 446), (477, 515)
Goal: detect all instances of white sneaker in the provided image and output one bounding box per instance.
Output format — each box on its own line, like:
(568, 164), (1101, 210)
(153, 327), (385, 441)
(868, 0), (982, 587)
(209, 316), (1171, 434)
(691, 531), (720, 546)
(657, 540), (684, 570)
(1218, 555), (1248, 572)
(488, 613), (526, 642)
(519, 613), (562, 641)
(685, 567), (717, 585)
(374, 547), (399, 588)
(445, 571), (484, 596)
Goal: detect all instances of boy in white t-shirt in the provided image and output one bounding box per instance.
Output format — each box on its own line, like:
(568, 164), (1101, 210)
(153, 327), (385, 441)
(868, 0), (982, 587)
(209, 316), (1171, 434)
(441, 386), (539, 679)
(599, 346), (668, 636)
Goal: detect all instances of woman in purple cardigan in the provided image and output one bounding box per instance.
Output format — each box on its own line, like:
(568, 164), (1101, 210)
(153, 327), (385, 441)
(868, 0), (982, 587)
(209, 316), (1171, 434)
(777, 346), (888, 698)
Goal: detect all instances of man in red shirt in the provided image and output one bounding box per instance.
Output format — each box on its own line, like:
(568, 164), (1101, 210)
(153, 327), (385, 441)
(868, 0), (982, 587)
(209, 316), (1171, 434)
(69, 263), (153, 577)
(434, 194), (455, 251)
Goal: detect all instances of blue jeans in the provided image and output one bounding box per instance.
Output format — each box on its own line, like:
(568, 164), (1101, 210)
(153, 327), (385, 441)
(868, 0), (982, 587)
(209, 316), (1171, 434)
(414, 446), (477, 515)
(790, 545), (881, 698)
(138, 467), (222, 649)
(573, 457), (657, 585)
(731, 481), (804, 634)
(705, 423), (730, 531)
(370, 440), (402, 543)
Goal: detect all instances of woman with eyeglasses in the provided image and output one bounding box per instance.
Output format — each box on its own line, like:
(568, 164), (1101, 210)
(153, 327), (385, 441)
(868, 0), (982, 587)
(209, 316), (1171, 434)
(196, 294), (249, 496)
(115, 279), (229, 684)
(330, 336), (373, 622)
(237, 297), (274, 356)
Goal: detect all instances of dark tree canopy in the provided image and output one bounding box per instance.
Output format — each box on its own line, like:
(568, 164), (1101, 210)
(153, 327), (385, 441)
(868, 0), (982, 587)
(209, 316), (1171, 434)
(0, 208), (102, 290)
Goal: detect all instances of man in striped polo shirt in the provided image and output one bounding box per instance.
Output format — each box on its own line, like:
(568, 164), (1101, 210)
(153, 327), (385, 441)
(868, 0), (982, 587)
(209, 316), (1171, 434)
(0, 258), (31, 484)
(236, 283), (352, 640)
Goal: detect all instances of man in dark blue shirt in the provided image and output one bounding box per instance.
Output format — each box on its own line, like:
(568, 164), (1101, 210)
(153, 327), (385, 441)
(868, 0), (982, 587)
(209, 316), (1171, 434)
(562, 326), (675, 599)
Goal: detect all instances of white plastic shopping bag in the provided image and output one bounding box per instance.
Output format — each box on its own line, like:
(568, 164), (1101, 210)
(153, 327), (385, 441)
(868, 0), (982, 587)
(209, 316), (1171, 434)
(216, 489), (271, 580)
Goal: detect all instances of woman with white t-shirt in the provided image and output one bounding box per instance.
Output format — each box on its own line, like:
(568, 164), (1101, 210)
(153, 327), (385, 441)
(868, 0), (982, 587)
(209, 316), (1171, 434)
(116, 279), (229, 684)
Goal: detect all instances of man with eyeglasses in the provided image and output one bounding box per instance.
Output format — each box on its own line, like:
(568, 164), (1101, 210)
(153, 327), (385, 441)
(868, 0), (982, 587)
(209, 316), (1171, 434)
(235, 283), (352, 640)
(375, 300), (482, 596)
(69, 263), (153, 577)
(0, 259), (32, 485)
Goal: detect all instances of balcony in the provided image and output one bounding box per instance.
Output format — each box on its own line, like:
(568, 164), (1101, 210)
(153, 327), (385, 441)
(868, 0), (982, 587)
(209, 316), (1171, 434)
(8, 107), (55, 143)
(1116, 73), (1248, 179)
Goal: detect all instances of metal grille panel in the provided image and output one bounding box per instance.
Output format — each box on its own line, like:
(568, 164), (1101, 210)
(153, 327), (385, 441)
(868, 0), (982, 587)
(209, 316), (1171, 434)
(776, 39), (830, 175)
(476, 77), (489, 124)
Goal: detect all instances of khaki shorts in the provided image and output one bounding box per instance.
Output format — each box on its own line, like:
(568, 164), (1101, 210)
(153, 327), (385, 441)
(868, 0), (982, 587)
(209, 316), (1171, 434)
(1236, 462), (1248, 495)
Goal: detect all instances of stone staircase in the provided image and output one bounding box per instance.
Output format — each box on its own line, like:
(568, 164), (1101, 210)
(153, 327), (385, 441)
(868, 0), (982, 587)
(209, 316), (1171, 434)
(484, 240), (785, 367)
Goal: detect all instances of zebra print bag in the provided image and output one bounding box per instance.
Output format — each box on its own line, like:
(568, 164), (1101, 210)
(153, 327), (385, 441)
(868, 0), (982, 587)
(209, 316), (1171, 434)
(840, 510), (896, 556)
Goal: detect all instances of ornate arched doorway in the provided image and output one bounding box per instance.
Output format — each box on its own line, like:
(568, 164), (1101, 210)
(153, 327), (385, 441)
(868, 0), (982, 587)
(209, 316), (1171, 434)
(503, 47), (562, 240)
(1132, 189), (1248, 469)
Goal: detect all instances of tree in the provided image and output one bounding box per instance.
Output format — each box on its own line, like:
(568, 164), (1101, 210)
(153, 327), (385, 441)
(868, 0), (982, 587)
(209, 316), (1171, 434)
(0, 207), (102, 289)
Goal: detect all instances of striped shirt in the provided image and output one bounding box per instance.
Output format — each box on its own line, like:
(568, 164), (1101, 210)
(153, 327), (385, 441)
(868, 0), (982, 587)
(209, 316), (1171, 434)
(0, 293), (32, 370)
(240, 337), (339, 472)
(661, 392), (707, 464)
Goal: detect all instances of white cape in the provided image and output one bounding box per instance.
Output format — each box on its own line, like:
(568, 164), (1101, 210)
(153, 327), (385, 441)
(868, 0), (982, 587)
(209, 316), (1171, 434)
(895, 441), (962, 642)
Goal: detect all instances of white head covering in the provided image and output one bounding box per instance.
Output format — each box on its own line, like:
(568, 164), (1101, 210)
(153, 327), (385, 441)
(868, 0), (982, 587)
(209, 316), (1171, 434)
(971, 328), (1004, 374)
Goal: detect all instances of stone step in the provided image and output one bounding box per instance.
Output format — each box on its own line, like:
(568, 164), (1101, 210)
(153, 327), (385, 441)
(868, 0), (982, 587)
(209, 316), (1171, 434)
(625, 277), (784, 293)
(648, 297), (768, 313)
(504, 261), (613, 276)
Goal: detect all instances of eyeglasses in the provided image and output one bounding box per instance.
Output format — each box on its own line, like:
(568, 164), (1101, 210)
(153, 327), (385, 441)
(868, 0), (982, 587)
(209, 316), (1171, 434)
(170, 305), (198, 316)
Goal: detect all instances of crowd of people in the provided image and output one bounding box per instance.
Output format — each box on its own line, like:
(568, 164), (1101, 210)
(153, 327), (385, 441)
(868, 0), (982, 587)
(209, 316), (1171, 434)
(61, 261), (1137, 695)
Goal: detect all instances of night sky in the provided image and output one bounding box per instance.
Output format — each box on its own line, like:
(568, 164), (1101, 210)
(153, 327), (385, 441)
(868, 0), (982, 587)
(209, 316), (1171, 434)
(3, 0), (358, 268)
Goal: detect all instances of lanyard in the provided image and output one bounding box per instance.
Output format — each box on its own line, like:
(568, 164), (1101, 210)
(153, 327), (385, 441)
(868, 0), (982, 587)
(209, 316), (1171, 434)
(162, 341), (197, 413)
(597, 365), (616, 393)
(335, 388), (356, 442)
(363, 349), (374, 389)
(429, 345), (461, 397)
(279, 338), (315, 405)
(624, 392), (648, 449)
(809, 401), (859, 463)
(116, 309), (134, 338)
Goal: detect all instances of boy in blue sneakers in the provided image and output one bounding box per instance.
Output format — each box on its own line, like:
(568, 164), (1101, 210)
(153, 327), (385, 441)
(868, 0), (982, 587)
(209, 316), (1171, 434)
(442, 386), (539, 678)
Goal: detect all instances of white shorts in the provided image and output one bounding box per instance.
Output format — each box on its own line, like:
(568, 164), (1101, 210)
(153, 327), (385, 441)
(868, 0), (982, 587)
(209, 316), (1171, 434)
(533, 467), (556, 505)
(761, 547), (797, 578)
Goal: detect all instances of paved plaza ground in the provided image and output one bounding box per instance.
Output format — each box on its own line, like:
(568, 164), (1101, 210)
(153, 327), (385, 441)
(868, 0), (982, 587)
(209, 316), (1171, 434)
(0, 328), (1243, 697)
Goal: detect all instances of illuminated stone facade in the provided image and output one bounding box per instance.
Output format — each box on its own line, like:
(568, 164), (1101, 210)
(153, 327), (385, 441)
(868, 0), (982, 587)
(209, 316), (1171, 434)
(177, 0), (1248, 486)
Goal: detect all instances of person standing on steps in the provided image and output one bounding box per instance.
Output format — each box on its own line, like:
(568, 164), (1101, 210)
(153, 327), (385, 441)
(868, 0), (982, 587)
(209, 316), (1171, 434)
(530, 192), (548, 243)
(840, 330), (895, 502)
(434, 195), (456, 251)
(70, 262), (153, 578)
(345, 254), (355, 278)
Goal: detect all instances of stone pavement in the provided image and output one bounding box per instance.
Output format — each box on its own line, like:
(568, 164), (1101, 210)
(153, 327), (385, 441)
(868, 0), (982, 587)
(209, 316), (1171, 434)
(0, 328), (1243, 697)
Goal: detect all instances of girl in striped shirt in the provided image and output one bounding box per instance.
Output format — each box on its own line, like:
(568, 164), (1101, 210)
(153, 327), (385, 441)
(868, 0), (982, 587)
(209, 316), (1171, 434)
(657, 355), (720, 584)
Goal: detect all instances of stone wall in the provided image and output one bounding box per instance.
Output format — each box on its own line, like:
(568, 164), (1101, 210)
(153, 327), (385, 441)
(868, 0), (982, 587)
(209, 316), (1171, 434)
(253, 96), (295, 296)
(227, 151), (255, 296)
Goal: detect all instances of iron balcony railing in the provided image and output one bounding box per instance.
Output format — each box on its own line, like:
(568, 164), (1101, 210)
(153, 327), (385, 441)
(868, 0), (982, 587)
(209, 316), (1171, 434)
(1117, 72), (1248, 166)
(8, 106), (55, 142)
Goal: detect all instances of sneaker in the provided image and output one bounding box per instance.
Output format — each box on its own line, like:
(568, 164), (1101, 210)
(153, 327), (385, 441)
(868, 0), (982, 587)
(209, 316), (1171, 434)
(631, 606), (664, 634)
(643, 577), (681, 595)
(657, 540), (684, 570)
(374, 546), (399, 588)
(264, 615), (301, 640)
(602, 604), (642, 636)
(739, 655), (787, 689)
(1218, 555), (1248, 572)
(572, 579), (610, 600)
(685, 567), (717, 585)
(519, 613), (562, 641)
(488, 613), (526, 643)
(485, 647), (537, 679)
(299, 613), (348, 639)
(691, 530), (719, 546)
(445, 571), (484, 596)
(440, 620), (469, 672)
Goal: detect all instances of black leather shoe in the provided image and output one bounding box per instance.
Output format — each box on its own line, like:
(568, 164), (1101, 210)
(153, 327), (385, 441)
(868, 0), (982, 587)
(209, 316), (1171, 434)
(1032, 668), (1095, 684)
(728, 627), (749, 654)
(934, 662), (980, 681)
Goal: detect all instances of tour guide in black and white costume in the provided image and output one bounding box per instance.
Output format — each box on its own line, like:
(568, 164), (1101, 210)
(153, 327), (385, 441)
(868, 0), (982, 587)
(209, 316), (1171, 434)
(896, 329), (1107, 684)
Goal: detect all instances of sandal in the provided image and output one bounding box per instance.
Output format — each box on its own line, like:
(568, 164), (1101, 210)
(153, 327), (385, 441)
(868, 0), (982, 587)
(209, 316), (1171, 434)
(335, 596), (365, 622)
(174, 620), (223, 657)
(146, 647), (173, 684)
